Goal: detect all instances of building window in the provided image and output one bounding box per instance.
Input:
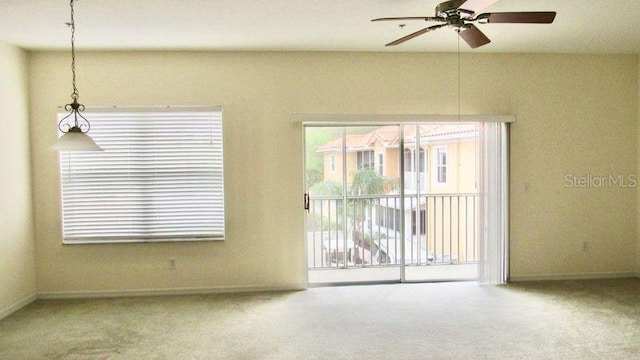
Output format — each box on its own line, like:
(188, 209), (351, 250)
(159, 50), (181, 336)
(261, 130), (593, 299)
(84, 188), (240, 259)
(404, 148), (413, 172)
(419, 148), (427, 173)
(404, 148), (427, 173)
(330, 154), (336, 172)
(376, 205), (400, 231)
(435, 147), (447, 184)
(357, 150), (375, 170)
(411, 210), (427, 235)
(378, 154), (384, 175)
(57, 107), (225, 244)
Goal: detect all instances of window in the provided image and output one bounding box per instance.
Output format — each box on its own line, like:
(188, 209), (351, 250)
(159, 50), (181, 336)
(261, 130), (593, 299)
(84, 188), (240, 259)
(330, 154), (336, 172)
(404, 148), (413, 172)
(378, 154), (384, 175)
(57, 107), (225, 243)
(419, 148), (427, 173)
(411, 210), (427, 235)
(435, 147), (447, 184)
(404, 148), (428, 173)
(357, 150), (374, 170)
(375, 205), (400, 231)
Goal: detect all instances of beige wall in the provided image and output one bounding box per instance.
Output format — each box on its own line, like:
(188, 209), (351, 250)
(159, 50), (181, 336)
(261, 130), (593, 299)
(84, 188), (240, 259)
(322, 152), (343, 184)
(0, 42), (36, 316)
(638, 54), (640, 276)
(386, 148), (399, 181)
(427, 138), (476, 194)
(28, 51), (638, 293)
(345, 152), (357, 185)
(508, 55), (637, 279)
(456, 140), (477, 193)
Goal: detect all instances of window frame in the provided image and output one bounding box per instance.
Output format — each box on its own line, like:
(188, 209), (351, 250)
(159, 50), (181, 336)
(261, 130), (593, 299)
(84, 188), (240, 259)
(356, 150), (375, 170)
(56, 106), (225, 244)
(404, 148), (413, 172)
(419, 147), (428, 173)
(330, 154), (336, 173)
(434, 146), (447, 185)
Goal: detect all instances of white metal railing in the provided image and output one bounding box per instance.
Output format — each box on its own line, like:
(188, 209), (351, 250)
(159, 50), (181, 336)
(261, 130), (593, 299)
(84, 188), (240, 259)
(307, 193), (479, 269)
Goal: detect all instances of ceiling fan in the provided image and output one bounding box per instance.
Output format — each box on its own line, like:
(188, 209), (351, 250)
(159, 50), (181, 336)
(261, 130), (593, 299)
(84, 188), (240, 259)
(372, 0), (556, 48)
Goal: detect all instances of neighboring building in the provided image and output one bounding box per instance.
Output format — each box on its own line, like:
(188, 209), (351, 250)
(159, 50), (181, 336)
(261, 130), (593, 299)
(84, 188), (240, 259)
(316, 124), (478, 194)
(310, 124), (480, 267)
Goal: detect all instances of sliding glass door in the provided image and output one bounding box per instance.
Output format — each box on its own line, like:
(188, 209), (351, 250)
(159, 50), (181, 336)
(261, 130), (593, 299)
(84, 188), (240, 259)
(305, 125), (402, 284)
(401, 124), (480, 282)
(304, 122), (508, 285)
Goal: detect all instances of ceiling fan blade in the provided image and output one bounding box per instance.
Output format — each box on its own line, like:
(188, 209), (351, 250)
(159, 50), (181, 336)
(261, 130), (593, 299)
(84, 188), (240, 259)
(459, 0), (499, 13)
(385, 24), (447, 46)
(458, 24), (491, 48)
(479, 12), (556, 24)
(385, 24), (446, 46)
(372, 17), (443, 22)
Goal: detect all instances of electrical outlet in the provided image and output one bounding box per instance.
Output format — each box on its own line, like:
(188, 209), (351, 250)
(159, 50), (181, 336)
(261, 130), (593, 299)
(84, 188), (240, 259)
(169, 258), (177, 270)
(582, 241), (589, 252)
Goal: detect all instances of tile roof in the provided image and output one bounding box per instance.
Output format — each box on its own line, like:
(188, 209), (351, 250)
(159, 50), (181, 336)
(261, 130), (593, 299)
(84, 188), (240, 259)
(317, 124), (477, 152)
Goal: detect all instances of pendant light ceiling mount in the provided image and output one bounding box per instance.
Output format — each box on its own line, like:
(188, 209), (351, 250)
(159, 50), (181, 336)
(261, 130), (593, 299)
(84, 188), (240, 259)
(51, 0), (102, 152)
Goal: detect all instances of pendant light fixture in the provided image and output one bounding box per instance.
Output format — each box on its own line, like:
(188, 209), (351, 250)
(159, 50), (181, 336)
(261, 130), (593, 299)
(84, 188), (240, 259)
(51, 0), (102, 152)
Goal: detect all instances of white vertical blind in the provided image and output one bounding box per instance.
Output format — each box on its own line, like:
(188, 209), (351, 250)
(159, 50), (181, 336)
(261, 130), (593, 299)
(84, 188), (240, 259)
(477, 122), (509, 284)
(58, 107), (224, 243)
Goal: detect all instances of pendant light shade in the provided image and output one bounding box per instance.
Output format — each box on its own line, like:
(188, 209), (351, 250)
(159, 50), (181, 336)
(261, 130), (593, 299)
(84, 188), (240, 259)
(51, 126), (103, 151)
(51, 0), (102, 152)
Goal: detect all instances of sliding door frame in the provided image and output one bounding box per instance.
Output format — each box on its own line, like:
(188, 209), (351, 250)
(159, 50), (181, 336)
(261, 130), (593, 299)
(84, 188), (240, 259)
(300, 114), (514, 285)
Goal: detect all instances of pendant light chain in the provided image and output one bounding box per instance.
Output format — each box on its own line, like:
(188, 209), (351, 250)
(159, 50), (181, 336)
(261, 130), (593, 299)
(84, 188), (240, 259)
(457, 34), (461, 122)
(56, 0), (91, 134)
(62, 0), (88, 132)
(70, 0), (78, 101)
(51, 0), (103, 151)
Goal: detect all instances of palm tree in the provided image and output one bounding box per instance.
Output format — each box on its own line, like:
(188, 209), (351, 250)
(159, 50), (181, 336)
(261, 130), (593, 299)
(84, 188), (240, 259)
(308, 168), (395, 265)
(348, 168), (395, 265)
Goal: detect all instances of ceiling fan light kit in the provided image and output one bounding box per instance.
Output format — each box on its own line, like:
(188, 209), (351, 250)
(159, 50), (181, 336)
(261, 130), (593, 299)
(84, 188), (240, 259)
(372, 0), (556, 49)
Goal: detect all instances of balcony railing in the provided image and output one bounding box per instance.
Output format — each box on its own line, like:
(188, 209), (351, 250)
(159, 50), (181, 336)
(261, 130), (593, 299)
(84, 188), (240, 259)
(307, 193), (479, 269)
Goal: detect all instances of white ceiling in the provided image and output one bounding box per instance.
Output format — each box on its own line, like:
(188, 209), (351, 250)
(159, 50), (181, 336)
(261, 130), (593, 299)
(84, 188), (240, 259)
(0, 0), (639, 53)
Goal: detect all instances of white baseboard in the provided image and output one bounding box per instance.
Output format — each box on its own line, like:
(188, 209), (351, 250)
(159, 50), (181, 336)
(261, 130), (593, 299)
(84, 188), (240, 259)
(510, 272), (636, 282)
(37, 283), (308, 300)
(0, 293), (37, 320)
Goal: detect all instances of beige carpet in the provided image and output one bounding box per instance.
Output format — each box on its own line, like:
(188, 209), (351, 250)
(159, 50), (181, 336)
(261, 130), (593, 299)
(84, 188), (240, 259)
(1, 278), (639, 359)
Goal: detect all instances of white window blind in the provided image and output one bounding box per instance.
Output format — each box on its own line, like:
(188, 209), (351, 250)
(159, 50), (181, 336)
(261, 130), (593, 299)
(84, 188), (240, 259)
(58, 107), (224, 244)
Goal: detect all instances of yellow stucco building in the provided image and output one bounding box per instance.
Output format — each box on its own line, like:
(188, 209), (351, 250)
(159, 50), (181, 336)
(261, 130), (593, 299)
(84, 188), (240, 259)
(311, 124), (480, 266)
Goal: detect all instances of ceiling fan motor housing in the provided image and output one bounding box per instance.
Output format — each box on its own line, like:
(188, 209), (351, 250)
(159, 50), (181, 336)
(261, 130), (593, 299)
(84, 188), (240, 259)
(436, 0), (468, 17)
